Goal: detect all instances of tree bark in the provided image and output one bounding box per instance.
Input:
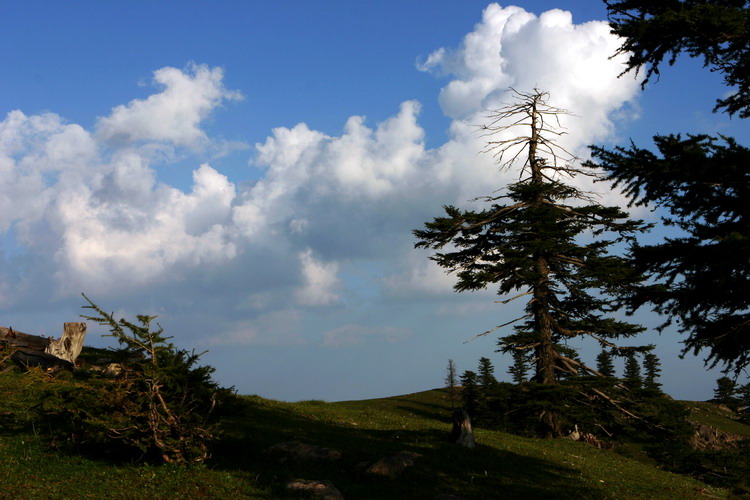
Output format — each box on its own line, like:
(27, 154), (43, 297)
(45, 322), (87, 363)
(529, 95), (562, 437)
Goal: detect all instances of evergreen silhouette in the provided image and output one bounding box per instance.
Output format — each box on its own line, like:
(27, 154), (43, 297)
(624, 353), (643, 391)
(643, 351), (662, 392)
(508, 349), (530, 384)
(415, 89), (648, 435)
(593, 0), (750, 375)
(596, 350), (616, 378)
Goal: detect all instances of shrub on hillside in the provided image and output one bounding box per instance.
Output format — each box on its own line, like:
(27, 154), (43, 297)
(36, 295), (235, 464)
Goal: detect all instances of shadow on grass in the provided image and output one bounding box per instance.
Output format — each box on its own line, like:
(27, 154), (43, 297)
(211, 397), (604, 500)
(393, 402), (453, 424)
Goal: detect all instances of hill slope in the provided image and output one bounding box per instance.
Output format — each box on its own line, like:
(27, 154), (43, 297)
(0, 367), (735, 499)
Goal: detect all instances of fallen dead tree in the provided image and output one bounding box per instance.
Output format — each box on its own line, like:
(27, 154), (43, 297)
(1, 323), (87, 371)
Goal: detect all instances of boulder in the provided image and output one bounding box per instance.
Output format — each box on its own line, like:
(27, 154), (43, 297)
(286, 479), (343, 500)
(366, 450), (422, 479)
(689, 422), (744, 451)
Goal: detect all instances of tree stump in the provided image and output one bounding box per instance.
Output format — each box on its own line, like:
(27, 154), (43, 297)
(45, 322), (87, 363)
(451, 408), (475, 449)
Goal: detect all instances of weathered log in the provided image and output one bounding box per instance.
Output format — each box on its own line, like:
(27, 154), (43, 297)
(451, 408), (476, 449)
(11, 348), (74, 371)
(1, 326), (51, 351)
(1, 322), (87, 369)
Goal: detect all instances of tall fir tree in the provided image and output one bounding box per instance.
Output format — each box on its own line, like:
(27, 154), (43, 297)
(591, 136), (750, 374)
(596, 349), (616, 378)
(415, 90), (648, 384)
(415, 90), (648, 434)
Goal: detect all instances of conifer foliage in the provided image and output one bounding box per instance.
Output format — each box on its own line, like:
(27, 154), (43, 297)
(38, 295), (233, 464)
(459, 370), (480, 417)
(79, 295), (231, 464)
(643, 352), (663, 392)
(596, 350), (616, 378)
(508, 349), (530, 384)
(477, 357), (498, 388)
(415, 90), (648, 415)
(592, 0), (750, 375)
(605, 0), (750, 118)
(624, 353), (643, 391)
(713, 376), (740, 409)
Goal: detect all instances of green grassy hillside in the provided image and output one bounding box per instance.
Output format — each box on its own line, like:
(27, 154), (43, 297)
(0, 366), (738, 499)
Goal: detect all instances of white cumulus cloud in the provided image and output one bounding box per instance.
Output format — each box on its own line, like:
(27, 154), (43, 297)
(96, 64), (243, 149)
(420, 4), (638, 149)
(295, 249), (341, 306)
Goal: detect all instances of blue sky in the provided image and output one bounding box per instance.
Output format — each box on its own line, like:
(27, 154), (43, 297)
(1, 1), (748, 402)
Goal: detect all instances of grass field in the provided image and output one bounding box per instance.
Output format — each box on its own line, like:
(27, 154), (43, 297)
(2, 365), (743, 499)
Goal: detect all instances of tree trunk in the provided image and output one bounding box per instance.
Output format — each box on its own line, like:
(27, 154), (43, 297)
(529, 95), (561, 437)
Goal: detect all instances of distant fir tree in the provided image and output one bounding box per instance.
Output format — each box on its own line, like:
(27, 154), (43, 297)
(642, 351), (663, 392)
(713, 376), (740, 409)
(507, 349), (530, 384)
(624, 353), (643, 391)
(445, 359), (459, 409)
(460, 370), (480, 417)
(475, 357), (498, 418)
(414, 90), (649, 434)
(596, 350), (616, 378)
(477, 357), (498, 388)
